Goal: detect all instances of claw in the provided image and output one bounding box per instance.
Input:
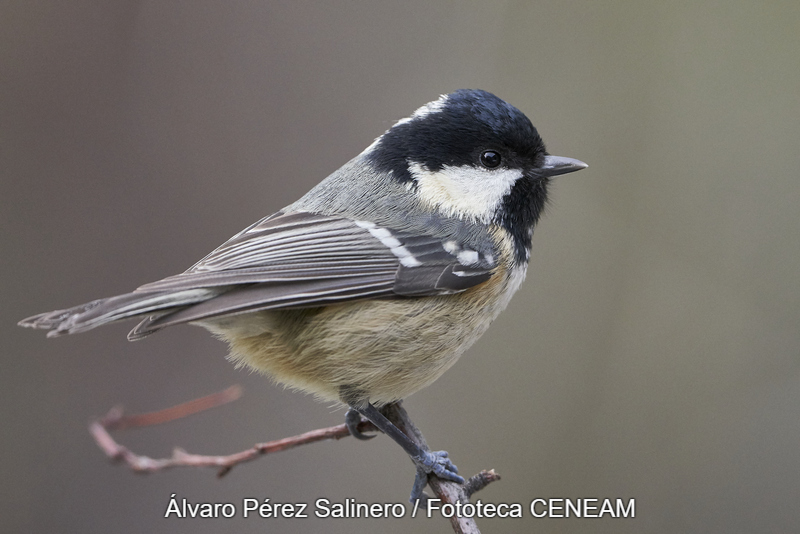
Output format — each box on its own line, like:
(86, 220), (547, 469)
(409, 449), (464, 502)
(345, 408), (376, 440)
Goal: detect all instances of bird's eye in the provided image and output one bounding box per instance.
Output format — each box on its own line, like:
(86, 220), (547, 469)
(480, 150), (502, 168)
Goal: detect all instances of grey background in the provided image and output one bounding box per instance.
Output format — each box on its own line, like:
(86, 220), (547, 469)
(2, 1), (799, 533)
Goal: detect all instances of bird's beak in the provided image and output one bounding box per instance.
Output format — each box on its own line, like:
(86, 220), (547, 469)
(537, 155), (588, 177)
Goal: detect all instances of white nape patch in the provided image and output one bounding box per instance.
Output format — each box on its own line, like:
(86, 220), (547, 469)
(360, 95), (450, 156)
(408, 162), (523, 223)
(411, 93), (449, 119)
(358, 135), (383, 157)
(393, 94), (449, 127)
(354, 220), (421, 267)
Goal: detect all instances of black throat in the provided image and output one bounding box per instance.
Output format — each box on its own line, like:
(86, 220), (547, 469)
(497, 175), (549, 265)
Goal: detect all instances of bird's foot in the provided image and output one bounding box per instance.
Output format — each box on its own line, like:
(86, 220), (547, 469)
(345, 408), (376, 440)
(409, 450), (464, 502)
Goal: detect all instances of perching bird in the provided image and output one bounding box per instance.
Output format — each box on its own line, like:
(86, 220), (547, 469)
(19, 89), (587, 502)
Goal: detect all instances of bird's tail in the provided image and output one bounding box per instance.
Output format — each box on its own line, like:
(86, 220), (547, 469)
(18, 288), (220, 339)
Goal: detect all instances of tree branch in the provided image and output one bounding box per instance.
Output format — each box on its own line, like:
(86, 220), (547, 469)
(89, 387), (500, 533)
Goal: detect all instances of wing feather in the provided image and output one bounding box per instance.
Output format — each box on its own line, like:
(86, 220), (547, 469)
(21, 211), (498, 339)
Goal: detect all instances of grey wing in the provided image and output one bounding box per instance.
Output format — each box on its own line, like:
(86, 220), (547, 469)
(20, 211), (496, 340)
(131, 211), (495, 337)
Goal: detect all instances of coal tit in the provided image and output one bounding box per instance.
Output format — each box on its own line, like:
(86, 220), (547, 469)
(19, 89), (587, 501)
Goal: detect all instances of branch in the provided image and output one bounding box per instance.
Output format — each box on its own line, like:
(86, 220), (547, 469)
(89, 388), (500, 533)
(90, 390), (377, 477)
(99, 385), (243, 430)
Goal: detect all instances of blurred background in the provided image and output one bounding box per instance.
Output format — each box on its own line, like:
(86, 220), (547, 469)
(2, 1), (799, 532)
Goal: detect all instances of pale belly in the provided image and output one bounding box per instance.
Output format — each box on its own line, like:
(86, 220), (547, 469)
(201, 264), (526, 405)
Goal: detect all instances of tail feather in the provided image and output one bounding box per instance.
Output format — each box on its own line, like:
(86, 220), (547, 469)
(18, 288), (221, 338)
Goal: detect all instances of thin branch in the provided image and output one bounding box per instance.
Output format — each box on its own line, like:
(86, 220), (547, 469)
(463, 469), (502, 498)
(90, 406), (377, 477)
(89, 388), (500, 533)
(100, 385), (243, 430)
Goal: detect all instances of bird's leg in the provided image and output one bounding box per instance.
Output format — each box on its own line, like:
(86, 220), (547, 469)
(347, 400), (464, 502)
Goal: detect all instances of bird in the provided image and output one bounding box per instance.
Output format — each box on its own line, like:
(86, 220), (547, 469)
(19, 88), (587, 502)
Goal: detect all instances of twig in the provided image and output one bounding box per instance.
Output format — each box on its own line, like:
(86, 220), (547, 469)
(90, 405), (377, 477)
(100, 385), (243, 430)
(463, 469), (502, 498)
(89, 388), (500, 533)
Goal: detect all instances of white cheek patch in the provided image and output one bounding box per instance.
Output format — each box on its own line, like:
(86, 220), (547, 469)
(408, 162), (523, 223)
